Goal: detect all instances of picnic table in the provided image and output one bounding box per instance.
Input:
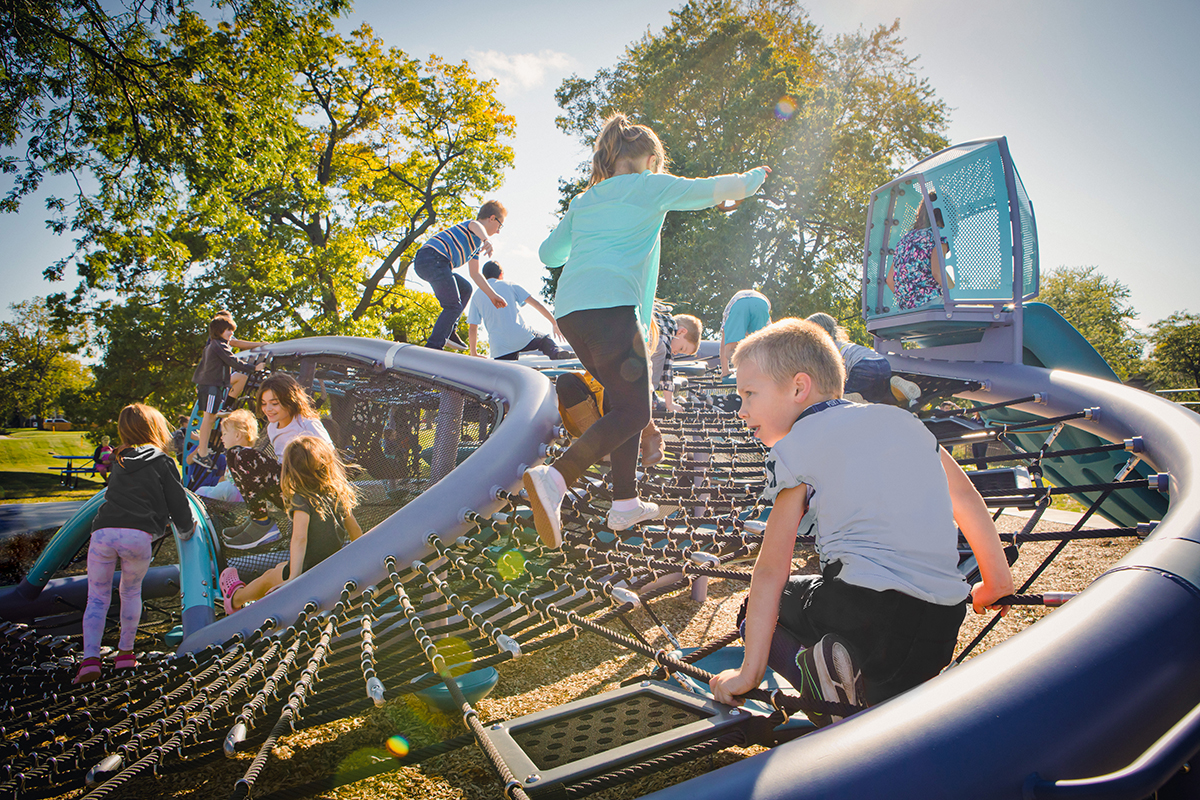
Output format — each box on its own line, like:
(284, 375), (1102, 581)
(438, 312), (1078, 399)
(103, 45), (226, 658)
(50, 454), (99, 489)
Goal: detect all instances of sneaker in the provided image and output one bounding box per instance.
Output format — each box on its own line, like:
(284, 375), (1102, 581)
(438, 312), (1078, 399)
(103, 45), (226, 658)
(522, 465), (565, 548)
(796, 633), (867, 728)
(219, 566), (245, 615)
(221, 518), (280, 550)
(445, 330), (469, 351)
(194, 451), (217, 470)
(890, 375), (922, 407)
(606, 499), (661, 532)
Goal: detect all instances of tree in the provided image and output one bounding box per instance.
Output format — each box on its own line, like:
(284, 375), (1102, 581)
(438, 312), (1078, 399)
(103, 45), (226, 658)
(550, 0), (949, 331)
(6, 2), (515, 418)
(39, 10), (514, 339)
(1147, 312), (1200, 391)
(1039, 266), (1144, 380)
(0, 299), (91, 425)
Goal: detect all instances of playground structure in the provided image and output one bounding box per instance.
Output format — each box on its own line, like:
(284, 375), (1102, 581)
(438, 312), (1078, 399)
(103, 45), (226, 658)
(1, 137), (1198, 800)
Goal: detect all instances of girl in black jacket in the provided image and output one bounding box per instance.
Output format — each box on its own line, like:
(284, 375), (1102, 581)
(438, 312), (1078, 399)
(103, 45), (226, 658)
(75, 404), (195, 683)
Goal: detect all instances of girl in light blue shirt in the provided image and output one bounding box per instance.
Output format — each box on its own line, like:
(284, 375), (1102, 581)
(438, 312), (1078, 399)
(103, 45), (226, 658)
(523, 112), (768, 548)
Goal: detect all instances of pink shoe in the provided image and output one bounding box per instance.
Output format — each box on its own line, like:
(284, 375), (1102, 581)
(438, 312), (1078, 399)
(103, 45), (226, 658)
(219, 567), (245, 616)
(114, 652), (137, 670)
(73, 656), (101, 685)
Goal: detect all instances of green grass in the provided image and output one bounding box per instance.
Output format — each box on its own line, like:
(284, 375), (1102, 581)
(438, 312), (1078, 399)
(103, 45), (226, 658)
(0, 429), (107, 503)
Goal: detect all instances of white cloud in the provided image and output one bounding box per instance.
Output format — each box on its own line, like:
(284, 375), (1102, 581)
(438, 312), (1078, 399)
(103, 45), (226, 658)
(467, 49), (573, 93)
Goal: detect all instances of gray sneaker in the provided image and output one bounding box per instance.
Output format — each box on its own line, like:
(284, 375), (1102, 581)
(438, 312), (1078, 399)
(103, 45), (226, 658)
(222, 518), (280, 550)
(797, 633), (867, 728)
(606, 499), (661, 531)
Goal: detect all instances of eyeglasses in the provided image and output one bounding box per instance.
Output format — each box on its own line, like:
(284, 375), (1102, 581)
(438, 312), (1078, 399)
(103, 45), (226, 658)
(493, 216), (504, 231)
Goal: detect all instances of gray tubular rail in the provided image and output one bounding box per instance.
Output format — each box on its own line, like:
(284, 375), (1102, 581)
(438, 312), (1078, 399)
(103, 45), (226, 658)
(178, 336), (559, 654)
(645, 361), (1200, 800)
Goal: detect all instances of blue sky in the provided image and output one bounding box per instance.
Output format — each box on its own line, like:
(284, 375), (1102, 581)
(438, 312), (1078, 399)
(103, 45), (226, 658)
(2, 0), (1197, 343)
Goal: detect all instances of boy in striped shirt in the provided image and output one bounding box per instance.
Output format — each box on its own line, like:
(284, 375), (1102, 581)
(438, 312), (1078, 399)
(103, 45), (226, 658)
(413, 200), (508, 350)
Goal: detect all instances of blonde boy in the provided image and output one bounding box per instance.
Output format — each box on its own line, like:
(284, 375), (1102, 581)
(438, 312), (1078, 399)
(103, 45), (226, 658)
(709, 319), (1014, 725)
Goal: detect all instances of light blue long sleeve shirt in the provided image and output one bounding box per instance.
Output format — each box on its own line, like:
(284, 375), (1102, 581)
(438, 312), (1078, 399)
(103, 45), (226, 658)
(540, 167), (767, 328)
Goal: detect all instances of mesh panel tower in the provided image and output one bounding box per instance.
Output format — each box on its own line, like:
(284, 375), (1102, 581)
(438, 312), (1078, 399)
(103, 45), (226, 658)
(861, 136), (1039, 363)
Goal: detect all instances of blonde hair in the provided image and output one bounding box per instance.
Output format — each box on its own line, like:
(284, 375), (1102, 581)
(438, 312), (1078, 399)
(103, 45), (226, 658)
(588, 113), (668, 188)
(805, 312), (848, 344)
(222, 409), (259, 445)
(280, 435), (359, 521)
(116, 403), (173, 461)
(673, 315), (702, 353)
(732, 319), (845, 398)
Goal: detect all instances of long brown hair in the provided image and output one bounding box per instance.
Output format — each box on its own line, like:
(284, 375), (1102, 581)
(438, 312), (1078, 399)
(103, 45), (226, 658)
(258, 373), (319, 422)
(588, 113), (669, 188)
(280, 435), (359, 521)
(116, 403), (173, 464)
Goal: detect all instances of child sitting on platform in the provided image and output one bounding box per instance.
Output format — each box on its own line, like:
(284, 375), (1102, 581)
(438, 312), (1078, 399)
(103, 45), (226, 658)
(219, 435), (363, 614)
(708, 319), (1013, 725)
(214, 409), (282, 548)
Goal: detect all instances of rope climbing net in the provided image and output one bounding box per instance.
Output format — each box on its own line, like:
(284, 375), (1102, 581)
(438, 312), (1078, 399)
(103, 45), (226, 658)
(0, 364), (1164, 800)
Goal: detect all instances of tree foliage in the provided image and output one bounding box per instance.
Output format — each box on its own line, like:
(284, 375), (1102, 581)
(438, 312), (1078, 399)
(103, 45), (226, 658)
(1147, 312), (1200, 391)
(0, 299), (90, 425)
(1038, 266), (1144, 380)
(5, 1), (515, 417)
(550, 0), (949, 332)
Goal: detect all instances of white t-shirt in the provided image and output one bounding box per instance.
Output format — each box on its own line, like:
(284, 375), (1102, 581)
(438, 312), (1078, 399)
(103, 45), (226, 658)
(267, 415), (333, 462)
(465, 279), (538, 358)
(762, 401), (968, 605)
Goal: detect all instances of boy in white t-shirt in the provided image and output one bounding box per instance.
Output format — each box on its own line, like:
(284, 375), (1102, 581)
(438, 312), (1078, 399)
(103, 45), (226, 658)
(708, 318), (1014, 726)
(466, 261), (571, 360)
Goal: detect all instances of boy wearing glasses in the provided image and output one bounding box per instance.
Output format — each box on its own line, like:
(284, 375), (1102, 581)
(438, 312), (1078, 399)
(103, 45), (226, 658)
(413, 200), (509, 351)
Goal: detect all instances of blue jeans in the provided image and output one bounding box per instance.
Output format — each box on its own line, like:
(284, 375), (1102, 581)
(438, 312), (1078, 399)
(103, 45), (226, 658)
(844, 357), (893, 404)
(414, 248), (472, 349)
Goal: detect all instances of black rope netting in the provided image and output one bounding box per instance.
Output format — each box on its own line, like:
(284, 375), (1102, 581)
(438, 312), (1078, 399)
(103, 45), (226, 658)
(0, 360), (1163, 800)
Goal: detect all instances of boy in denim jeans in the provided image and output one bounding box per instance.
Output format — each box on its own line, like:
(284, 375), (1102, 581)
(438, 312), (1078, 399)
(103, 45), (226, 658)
(413, 200), (508, 351)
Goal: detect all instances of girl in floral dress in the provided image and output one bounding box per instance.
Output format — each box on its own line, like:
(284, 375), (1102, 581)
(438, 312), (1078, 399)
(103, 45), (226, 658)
(886, 194), (953, 310)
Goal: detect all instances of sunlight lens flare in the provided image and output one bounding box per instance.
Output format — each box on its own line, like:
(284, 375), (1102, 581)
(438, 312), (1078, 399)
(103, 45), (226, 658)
(386, 735), (410, 758)
(774, 96), (797, 121)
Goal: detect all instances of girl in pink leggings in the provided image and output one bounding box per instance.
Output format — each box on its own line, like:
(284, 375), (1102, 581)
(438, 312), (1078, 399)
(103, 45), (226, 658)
(75, 404), (195, 684)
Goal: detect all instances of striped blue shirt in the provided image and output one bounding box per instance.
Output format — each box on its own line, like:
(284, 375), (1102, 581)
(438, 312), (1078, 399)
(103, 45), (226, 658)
(423, 221), (484, 269)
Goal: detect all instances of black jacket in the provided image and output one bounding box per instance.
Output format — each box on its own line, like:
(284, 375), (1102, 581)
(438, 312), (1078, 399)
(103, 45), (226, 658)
(191, 337), (253, 387)
(92, 446), (195, 541)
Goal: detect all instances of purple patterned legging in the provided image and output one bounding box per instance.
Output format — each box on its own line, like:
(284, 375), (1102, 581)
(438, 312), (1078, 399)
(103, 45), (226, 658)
(82, 527), (153, 659)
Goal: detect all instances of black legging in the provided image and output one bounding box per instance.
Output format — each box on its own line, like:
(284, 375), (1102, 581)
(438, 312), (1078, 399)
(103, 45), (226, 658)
(555, 306), (650, 500)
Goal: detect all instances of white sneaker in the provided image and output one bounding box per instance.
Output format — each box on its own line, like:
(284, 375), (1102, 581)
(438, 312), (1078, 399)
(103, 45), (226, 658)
(607, 499), (661, 531)
(522, 465), (564, 548)
(890, 376), (922, 407)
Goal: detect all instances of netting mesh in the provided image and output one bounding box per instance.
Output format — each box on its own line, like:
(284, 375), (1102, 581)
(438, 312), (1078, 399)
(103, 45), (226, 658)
(1013, 168), (1039, 298)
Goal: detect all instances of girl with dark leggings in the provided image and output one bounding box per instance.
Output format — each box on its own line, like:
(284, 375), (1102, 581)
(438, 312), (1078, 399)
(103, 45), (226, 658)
(523, 112), (768, 548)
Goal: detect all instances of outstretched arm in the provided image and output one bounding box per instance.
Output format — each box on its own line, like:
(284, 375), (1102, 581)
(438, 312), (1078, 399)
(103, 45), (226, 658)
(710, 483), (806, 706)
(941, 447), (1014, 614)
(468, 324), (481, 357)
(288, 511), (310, 580)
(524, 296), (563, 339)
(467, 259), (507, 309)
